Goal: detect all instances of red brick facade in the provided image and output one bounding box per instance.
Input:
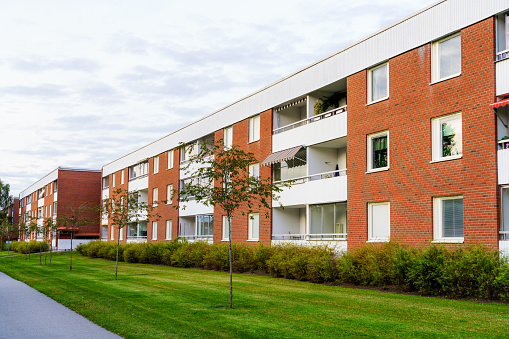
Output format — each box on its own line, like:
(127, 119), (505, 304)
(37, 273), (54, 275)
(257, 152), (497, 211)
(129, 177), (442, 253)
(347, 18), (498, 249)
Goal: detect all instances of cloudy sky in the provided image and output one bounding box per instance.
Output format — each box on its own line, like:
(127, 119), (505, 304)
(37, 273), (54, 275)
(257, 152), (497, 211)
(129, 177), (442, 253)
(1, 0), (437, 196)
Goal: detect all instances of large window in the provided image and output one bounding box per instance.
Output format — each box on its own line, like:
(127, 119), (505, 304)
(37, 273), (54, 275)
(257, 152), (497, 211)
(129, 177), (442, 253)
(127, 221), (147, 239)
(112, 173), (116, 187)
(249, 115), (260, 142)
(102, 225), (108, 240)
(434, 196), (463, 242)
(432, 112), (462, 161)
(167, 150), (174, 169)
(166, 220), (172, 240)
(272, 148), (306, 182)
(121, 169), (125, 185)
(152, 188), (158, 206)
(310, 202), (347, 239)
(196, 215), (213, 237)
(249, 163), (260, 178)
(110, 225), (114, 240)
(432, 33), (461, 82)
(166, 184), (173, 204)
(367, 131), (389, 171)
(129, 161), (148, 180)
(222, 216), (230, 241)
(152, 221), (158, 240)
(248, 213), (259, 241)
(224, 126), (233, 149)
(368, 202), (390, 241)
(153, 156), (159, 174)
(102, 176), (109, 189)
(367, 62), (389, 103)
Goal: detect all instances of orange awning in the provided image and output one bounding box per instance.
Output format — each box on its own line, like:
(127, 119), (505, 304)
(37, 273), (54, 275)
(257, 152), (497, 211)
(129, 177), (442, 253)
(490, 98), (509, 109)
(261, 146), (303, 166)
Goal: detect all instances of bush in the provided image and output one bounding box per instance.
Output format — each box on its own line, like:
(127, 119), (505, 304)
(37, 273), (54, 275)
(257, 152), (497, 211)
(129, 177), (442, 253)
(171, 241), (211, 268)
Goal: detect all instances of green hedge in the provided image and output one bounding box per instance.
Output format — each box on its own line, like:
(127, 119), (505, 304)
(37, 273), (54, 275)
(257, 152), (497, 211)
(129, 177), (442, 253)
(77, 240), (509, 300)
(1, 240), (49, 254)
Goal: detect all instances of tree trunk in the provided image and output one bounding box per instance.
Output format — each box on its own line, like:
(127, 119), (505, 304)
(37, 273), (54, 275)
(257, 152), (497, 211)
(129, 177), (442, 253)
(70, 230), (73, 271)
(115, 227), (120, 281)
(39, 243), (42, 264)
(228, 213), (233, 309)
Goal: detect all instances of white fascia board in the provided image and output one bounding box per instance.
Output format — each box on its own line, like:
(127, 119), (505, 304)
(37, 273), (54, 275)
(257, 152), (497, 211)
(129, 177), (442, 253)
(102, 0), (509, 177)
(19, 168), (59, 199)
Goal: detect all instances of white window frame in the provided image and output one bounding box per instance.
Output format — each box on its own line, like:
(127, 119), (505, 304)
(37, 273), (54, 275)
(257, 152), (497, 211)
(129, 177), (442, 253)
(121, 169), (125, 185)
(431, 32), (461, 83)
(119, 227), (123, 241)
(433, 196), (464, 243)
(249, 163), (260, 178)
(367, 131), (389, 172)
(152, 188), (158, 206)
(110, 225), (114, 240)
(166, 184), (173, 204)
(152, 221), (158, 241)
(167, 150), (174, 169)
(153, 156), (159, 174)
(367, 62), (389, 104)
(224, 126), (233, 149)
(249, 115), (260, 143)
(367, 202), (390, 242)
(222, 216), (230, 241)
(112, 173), (116, 187)
(248, 213), (259, 241)
(166, 220), (172, 240)
(431, 112), (462, 162)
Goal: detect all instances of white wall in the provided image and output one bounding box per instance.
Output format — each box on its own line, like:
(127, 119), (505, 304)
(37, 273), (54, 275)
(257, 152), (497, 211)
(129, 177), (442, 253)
(273, 208), (301, 234)
(178, 200), (214, 217)
(497, 58), (509, 96)
(308, 147), (338, 175)
(57, 238), (94, 251)
(271, 239), (347, 253)
(278, 175), (347, 207)
(128, 176), (149, 192)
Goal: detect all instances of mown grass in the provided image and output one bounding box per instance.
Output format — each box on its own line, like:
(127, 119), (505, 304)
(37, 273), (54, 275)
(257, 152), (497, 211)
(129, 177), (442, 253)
(0, 252), (508, 339)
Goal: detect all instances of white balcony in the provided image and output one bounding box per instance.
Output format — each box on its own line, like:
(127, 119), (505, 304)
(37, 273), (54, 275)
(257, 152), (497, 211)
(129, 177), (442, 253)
(272, 106), (347, 152)
(178, 200), (214, 217)
(496, 56), (509, 96)
(276, 170), (347, 206)
(102, 188), (109, 200)
(128, 175), (148, 191)
(498, 140), (509, 185)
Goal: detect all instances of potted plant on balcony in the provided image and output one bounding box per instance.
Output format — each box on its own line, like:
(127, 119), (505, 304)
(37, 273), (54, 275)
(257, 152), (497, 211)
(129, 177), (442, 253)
(313, 91), (347, 115)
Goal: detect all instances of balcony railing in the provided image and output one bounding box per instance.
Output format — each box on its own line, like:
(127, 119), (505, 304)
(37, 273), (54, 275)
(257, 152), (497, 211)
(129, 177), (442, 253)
(127, 235), (147, 240)
(275, 169), (347, 186)
(273, 105), (347, 135)
(178, 235), (213, 241)
(272, 233), (347, 241)
(497, 49), (509, 62)
(500, 231), (509, 241)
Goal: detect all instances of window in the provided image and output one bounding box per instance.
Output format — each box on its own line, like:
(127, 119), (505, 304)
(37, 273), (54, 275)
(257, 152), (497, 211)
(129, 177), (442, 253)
(432, 33), (461, 82)
(224, 126), (233, 149)
(38, 187), (45, 199)
(367, 131), (389, 171)
(152, 221), (158, 240)
(249, 115), (260, 142)
(368, 202), (390, 241)
(434, 196), (463, 242)
(152, 188), (158, 206)
(196, 215), (213, 237)
(53, 180), (57, 193)
(119, 227), (123, 240)
(496, 13), (509, 60)
(248, 213), (259, 241)
(272, 148), (307, 182)
(432, 112), (462, 161)
(112, 173), (116, 187)
(249, 163), (260, 178)
(166, 220), (172, 240)
(222, 216), (230, 241)
(129, 161), (148, 180)
(102, 225), (108, 240)
(181, 142), (198, 162)
(310, 203), (347, 239)
(367, 62), (389, 103)
(166, 184), (173, 204)
(127, 222), (147, 239)
(168, 150), (174, 169)
(102, 176), (109, 189)
(110, 225), (114, 240)
(53, 202), (57, 216)
(154, 156), (159, 174)
(121, 169), (125, 185)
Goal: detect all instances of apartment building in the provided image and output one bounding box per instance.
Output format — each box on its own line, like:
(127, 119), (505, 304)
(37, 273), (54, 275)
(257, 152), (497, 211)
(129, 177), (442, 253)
(19, 167), (102, 250)
(101, 0), (509, 254)
(1, 198), (19, 241)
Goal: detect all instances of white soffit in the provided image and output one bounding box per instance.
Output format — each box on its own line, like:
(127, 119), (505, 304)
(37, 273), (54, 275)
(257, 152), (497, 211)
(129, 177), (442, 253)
(103, 0), (509, 176)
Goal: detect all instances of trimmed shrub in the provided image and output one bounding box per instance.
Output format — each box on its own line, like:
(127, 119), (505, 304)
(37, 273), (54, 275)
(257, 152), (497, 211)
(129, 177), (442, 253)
(171, 241), (211, 268)
(407, 245), (448, 295)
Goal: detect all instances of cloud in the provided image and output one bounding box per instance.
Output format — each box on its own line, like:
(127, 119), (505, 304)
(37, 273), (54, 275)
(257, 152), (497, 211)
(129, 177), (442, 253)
(10, 57), (101, 73)
(0, 84), (68, 98)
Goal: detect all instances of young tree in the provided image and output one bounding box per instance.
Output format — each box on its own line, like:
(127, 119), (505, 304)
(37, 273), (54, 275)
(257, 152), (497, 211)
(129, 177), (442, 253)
(56, 203), (92, 271)
(101, 188), (159, 280)
(42, 216), (59, 264)
(27, 217), (39, 260)
(0, 179), (13, 215)
(174, 140), (290, 308)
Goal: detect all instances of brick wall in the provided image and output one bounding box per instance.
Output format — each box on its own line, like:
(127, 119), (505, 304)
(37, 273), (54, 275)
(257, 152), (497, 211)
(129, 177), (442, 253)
(213, 109), (273, 244)
(346, 18), (498, 249)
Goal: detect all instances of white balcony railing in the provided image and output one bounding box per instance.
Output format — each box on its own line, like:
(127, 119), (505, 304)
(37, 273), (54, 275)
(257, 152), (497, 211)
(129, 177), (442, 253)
(273, 105), (347, 135)
(500, 231), (509, 241)
(178, 235), (213, 241)
(275, 169), (347, 186)
(498, 140), (509, 185)
(497, 49), (509, 62)
(272, 233), (347, 241)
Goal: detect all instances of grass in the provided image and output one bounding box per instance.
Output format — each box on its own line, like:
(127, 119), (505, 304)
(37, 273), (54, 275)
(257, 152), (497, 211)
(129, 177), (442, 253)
(1, 252), (508, 338)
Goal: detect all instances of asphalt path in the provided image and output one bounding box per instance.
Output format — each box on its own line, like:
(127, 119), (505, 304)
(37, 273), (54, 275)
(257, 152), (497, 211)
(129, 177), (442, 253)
(0, 271), (122, 339)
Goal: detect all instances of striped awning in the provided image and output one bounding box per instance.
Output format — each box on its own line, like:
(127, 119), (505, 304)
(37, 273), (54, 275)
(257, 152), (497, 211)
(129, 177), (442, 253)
(490, 98), (509, 109)
(261, 146), (303, 166)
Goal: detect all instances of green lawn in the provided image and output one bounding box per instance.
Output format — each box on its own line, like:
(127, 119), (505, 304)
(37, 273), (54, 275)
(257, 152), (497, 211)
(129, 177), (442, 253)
(0, 252), (508, 339)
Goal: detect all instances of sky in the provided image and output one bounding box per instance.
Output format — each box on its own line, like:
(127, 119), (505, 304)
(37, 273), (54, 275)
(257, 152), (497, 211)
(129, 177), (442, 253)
(0, 0), (438, 196)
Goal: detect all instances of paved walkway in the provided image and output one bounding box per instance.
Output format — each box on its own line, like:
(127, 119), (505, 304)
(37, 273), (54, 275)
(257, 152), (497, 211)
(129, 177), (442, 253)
(0, 271), (122, 339)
